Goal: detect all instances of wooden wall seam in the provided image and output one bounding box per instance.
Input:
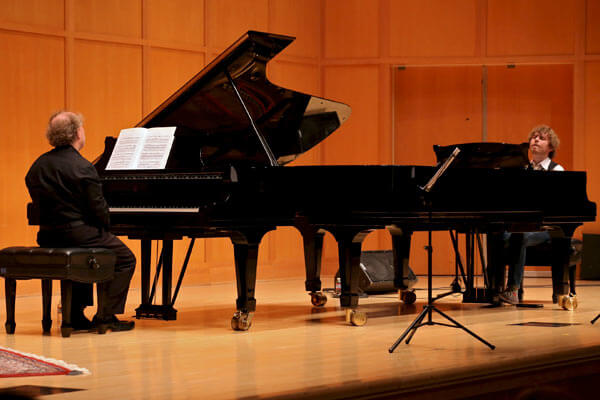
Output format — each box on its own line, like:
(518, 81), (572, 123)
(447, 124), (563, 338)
(573, 0), (588, 171)
(64, 0), (73, 110)
(0, 24), (65, 38)
(475, 0), (488, 57)
(319, 0), (326, 166)
(141, 0), (150, 116)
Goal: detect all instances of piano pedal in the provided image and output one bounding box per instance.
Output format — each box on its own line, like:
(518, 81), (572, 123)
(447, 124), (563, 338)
(231, 311), (253, 331)
(309, 292), (327, 307)
(399, 290), (417, 305)
(345, 309), (367, 326)
(558, 294), (578, 311)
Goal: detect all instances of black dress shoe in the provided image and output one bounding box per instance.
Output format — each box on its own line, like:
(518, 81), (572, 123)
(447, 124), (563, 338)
(92, 315), (135, 334)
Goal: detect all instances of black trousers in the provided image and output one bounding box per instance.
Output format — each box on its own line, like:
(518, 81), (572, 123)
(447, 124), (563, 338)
(486, 232), (524, 293)
(37, 225), (136, 315)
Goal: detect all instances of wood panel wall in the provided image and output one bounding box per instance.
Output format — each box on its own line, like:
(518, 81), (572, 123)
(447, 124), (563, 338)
(2, 0), (600, 293)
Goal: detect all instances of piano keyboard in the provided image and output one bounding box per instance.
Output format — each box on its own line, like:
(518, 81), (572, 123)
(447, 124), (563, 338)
(109, 207), (200, 213)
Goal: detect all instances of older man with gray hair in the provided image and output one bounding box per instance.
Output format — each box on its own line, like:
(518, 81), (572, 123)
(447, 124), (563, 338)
(26, 111), (136, 333)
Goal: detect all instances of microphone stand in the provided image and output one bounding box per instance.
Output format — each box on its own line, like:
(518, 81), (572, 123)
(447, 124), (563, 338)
(389, 148), (495, 352)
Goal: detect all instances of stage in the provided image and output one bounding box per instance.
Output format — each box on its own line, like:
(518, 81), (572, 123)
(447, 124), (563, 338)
(1, 276), (600, 399)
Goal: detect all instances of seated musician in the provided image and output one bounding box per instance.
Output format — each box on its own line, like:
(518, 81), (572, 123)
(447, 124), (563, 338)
(25, 111), (136, 332)
(488, 125), (563, 304)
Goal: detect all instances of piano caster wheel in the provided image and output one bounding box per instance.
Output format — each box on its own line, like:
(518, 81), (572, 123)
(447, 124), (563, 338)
(399, 290), (416, 305)
(558, 294), (578, 311)
(231, 311), (253, 331)
(345, 309), (367, 326)
(310, 292), (327, 307)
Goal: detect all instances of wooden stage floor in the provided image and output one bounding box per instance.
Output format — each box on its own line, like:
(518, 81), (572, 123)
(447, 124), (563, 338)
(1, 276), (600, 399)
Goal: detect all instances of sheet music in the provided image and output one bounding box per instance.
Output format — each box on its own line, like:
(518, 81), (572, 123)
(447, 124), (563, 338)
(106, 127), (176, 170)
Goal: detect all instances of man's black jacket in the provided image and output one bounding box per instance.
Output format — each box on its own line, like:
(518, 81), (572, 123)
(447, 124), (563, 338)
(26, 145), (110, 229)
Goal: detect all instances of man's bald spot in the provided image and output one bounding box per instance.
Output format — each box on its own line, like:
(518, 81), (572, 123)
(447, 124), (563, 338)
(46, 110), (83, 147)
(49, 110), (80, 126)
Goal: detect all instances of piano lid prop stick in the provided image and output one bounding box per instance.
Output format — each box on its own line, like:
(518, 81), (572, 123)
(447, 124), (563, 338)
(421, 147), (461, 193)
(225, 69), (279, 167)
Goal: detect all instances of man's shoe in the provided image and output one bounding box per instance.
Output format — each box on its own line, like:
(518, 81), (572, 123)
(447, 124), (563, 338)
(92, 315), (135, 334)
(489, 293), (502, 307)
(499, 289), (519, 305)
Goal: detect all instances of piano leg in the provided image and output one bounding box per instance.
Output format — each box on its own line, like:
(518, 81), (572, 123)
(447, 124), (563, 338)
(135, 239), (153, 319)
(552, 236), (577, 310)
(330, 228), (371, 326)
(388, 227), (417, 305)
(162, 240), (175, 316)
(299, 225), (327, 307)
(140, 239), (151, 307)
(135, 239), (178, 320)
(230, 230), (269, 331)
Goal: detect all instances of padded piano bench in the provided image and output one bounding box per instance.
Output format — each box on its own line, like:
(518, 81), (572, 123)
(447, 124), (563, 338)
(0, 247), (115, 337)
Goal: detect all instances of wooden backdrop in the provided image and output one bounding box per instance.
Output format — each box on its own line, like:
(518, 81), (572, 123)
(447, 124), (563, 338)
(1, 0), (600, 295)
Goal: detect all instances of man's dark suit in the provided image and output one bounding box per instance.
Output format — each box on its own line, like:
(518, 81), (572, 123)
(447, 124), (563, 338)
(26, 145), (135, 316)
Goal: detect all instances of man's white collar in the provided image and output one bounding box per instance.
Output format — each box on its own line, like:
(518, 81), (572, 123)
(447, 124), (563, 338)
(531, 157), (555, 170)
(538, 158), (552, 170)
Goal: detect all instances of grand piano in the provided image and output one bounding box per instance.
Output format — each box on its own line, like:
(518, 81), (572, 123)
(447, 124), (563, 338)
(93, 31), (596, 330)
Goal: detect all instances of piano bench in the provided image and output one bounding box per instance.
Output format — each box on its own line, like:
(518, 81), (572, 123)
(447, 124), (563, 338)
(0, 246), (115, 337)
(520, 238), (583, 301)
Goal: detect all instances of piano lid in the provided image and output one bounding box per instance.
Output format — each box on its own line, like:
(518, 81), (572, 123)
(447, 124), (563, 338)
(433, 142), (530, 169)
(137, 31), (351, 167)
